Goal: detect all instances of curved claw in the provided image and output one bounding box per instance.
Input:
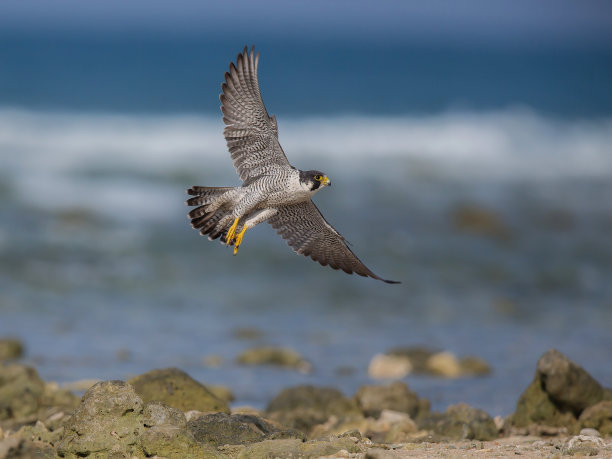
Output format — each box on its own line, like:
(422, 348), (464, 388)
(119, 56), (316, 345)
(233, 225), (248, 255)
(226, 218), (239, 245)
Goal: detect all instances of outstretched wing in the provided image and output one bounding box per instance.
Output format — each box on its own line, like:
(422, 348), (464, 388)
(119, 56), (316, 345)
(268, 201), (400, 284)
(220, 46), (291, 183)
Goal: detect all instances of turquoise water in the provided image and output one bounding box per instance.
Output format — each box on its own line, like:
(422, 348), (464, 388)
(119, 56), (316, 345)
(1, 109), (611, 416)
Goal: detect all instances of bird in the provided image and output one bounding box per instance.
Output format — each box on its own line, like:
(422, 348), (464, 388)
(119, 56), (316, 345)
(186, 46), (399, 284)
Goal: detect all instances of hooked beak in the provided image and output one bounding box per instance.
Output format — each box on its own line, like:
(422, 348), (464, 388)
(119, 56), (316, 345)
(321, 176), (331, 187)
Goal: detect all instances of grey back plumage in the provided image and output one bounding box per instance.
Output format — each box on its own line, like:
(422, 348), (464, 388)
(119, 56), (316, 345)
(220, 46), (291, 183)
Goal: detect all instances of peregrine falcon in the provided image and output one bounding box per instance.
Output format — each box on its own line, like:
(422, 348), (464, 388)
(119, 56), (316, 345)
(186, 47), (399, 284)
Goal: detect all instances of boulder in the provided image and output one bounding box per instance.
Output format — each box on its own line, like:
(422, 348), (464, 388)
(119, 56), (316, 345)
(419, 403), (498, 441)
(512, 349), (605, 432)
(187, 412), (305, 447)
(512, 374), (578, 430)
(0, 364), (44, 422)
(0, 363), (76, 427)
(537, 349), (604, 414)
(266, 385), (360, 434)
(579, 401), (612, 436)
(128, 367), (229, 413)
(354, 381), (427, 419)
(56, 380), (145, 458)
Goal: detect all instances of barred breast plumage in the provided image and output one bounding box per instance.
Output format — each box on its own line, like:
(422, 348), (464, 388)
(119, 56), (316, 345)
(186, 46), (399, 284)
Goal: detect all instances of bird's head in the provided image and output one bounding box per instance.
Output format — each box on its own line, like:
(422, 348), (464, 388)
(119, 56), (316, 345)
(300, 170), (331, 192)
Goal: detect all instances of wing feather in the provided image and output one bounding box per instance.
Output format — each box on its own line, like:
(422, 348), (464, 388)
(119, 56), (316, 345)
(268, 201), (400, 284)
(220, 46), (289, 182)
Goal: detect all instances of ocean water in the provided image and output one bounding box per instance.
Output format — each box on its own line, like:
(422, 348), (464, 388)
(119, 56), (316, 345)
(1, 107), (611, 417)
(1, 35), (611, 416)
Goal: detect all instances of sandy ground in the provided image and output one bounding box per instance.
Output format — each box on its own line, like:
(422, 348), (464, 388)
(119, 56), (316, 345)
(363, 435), (612, 458)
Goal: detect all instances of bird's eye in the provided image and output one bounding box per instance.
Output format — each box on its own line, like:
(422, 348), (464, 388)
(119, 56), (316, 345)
(314, 174), (322, 181)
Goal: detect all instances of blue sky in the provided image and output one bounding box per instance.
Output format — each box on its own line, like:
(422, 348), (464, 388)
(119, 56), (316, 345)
(1, 0), (612, 48)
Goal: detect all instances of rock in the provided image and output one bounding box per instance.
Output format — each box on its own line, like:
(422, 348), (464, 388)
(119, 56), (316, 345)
(386, 346), (435, 373)
(142, 401), (187, 428)
(354, 381), (426, 419)
(0, 364), (44, 422)
(419, 403), (498, 441)
(459, 356), (492, 376)
(511, 374), (578, 430)
(511, 349), (606, 432)
(236, 346), (312, 373)
(367, 354), (412, 380)
(565, 432), (605, 456)
(187, 412), (305, 447)
(237, 436), (363, 459)
(140, 425), (221, 459)
(266, 385), (361, 435)
(537, 349), (604, 414)
(366, 410), (419, 443)
(16, 420), (62, 447)
(0, 435), (55, 459)
(56, 380), (145, 458)
(426, 351), (462, 378)
(579, 401), (612, 436)
(0, 339), (23, 362)
(377, 347), (491, 378)
(128, 367), (229, 413)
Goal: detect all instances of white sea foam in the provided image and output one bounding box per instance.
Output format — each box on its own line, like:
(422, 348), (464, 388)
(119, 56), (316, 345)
(1, 107), (610, 219)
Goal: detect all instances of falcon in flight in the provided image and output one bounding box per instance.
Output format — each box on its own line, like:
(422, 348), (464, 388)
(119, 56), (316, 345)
(186, 47), (399, 284)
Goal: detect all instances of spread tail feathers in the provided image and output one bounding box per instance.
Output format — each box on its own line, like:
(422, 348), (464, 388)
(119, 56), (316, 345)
(186, 186), (236, 243)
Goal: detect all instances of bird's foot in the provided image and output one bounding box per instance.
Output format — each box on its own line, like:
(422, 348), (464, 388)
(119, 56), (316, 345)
(233, 225), (248, 255)
(226, 217), (239, 245)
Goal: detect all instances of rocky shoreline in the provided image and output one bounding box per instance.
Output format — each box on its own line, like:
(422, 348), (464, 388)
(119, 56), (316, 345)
(1, 344), (611, 458)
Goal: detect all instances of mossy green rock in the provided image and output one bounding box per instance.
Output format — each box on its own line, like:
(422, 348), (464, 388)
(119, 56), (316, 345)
(266, 385), (360, 434)
(129, 367), (229, 413)
(579, 401), (612, 436)
(537, 349), (604, 414)
(140, 424), (224, 459)
(511, 349), (604, 432)
(512, 374), (578, 429)
(56, 380), (146, 458)
(419, 403), (497, 440)
(0, 364), (45, 421)
(188, 412), (306, 447)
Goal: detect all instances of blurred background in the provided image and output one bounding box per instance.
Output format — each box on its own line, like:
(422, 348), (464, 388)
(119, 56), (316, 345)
(1, 0), (611, 416)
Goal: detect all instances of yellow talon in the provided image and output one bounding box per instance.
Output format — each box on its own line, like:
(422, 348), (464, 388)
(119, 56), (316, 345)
(233, 225), (248, 255)
(226, 217), (239, 245)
